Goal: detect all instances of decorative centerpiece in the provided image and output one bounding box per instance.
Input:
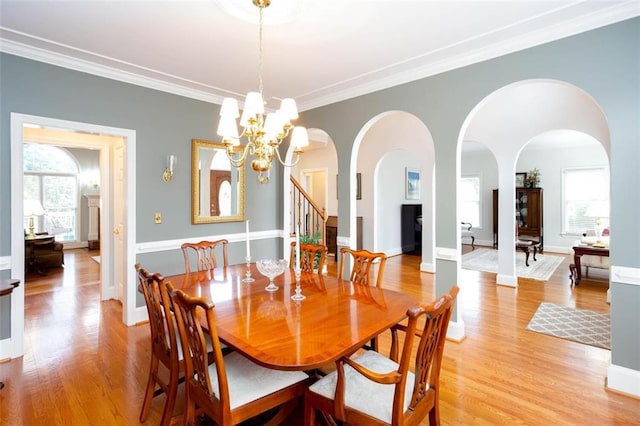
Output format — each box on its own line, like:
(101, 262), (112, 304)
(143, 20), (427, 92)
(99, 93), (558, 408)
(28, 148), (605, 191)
(256, 259), (288, 292)
(526, 168), (541, 188)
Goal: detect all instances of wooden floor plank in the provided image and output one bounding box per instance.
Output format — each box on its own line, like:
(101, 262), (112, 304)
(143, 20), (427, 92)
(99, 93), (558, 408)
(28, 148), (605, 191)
(1, 247), (638, 425)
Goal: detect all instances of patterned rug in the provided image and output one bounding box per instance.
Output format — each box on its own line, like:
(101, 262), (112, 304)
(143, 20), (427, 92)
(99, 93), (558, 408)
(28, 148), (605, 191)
(462, 248), (563, 281)
(526, 302), (610, 349)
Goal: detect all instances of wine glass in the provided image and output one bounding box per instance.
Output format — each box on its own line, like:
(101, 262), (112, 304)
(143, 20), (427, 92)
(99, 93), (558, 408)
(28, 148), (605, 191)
(256, 259), (288, 292)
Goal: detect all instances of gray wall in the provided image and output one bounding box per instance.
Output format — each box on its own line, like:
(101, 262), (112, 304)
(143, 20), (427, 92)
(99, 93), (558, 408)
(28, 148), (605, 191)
(1, 18), (638, 376)
(300, 18), (639, 371)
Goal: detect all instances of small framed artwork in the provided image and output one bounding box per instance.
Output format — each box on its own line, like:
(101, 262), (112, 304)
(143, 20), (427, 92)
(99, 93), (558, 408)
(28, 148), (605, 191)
(405, 168), (420, 200)
(336, 173), (362, 200)
(515, 172), (527, 188)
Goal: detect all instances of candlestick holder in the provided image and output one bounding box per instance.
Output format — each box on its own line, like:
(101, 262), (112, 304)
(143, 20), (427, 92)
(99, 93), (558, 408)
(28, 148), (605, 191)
(291, 267), (305, 301)
(242, 256), (255, 282)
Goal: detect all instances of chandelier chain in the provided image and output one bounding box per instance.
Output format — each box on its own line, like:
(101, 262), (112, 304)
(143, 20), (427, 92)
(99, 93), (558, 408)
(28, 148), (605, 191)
(258, 5), (264, 96)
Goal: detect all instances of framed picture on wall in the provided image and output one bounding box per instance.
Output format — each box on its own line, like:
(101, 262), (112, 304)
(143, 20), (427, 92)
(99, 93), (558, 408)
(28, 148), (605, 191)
(405, 168), (420, 200)
(336, 173), (362, 200)
(516, 172), (527, 187)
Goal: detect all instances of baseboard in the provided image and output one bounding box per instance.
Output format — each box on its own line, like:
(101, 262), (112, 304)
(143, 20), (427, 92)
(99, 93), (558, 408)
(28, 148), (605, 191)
(447, 319), (465, 342)
(420, 261), (435, 273)
(0, 256), (11, 271)
(607, 363), (640, 398)
(496, 274), (517, 287)
(0, 337), (12, 361)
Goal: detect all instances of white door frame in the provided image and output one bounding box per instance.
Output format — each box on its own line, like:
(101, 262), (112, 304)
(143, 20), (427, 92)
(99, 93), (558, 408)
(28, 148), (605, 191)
(10, 113), (137, 358)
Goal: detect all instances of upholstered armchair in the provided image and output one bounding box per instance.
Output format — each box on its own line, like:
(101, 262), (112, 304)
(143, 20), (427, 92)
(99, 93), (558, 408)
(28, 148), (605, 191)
(25, 234), (64, 270)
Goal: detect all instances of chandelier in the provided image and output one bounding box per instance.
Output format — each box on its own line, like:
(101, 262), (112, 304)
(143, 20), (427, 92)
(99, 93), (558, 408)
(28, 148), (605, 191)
(216, 0), (308, 184)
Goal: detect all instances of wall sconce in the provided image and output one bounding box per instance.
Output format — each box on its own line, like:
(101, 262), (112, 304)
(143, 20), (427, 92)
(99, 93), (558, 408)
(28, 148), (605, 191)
(163, 155), (176, 182)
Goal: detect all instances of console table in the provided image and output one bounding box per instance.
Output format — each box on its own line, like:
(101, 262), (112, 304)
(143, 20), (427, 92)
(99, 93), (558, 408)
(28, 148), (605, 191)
(0, 278), (20, 390)
(569, 245), (610, 285)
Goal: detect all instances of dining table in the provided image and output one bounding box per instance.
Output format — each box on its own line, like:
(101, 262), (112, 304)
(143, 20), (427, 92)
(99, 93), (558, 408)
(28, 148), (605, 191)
(165, 263), (417, 372)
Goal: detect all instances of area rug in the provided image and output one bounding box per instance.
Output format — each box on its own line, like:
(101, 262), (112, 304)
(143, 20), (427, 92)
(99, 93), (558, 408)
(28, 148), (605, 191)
(91, 256), (101, 264)
(526, 302), (610, 350)
(462, 248), (563, 281)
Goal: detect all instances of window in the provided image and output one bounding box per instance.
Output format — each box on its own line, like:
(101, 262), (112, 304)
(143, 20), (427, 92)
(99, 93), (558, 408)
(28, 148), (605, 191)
(24, 143), (79, 241)
(562, 167), (609, 235)
(460, 175), (481, 227)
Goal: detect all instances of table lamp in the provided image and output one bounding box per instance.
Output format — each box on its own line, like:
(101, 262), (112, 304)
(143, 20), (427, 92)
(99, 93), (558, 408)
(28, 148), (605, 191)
(24, 199), (45, 238)
(585, 201), (609, 245)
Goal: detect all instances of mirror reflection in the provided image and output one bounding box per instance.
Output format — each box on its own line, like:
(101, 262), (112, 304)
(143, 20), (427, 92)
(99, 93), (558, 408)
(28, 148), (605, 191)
(191, 139), (245, 224)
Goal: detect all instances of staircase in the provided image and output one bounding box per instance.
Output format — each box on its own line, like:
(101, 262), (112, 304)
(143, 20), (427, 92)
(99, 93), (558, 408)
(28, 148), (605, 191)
(290, 175), (327, 245)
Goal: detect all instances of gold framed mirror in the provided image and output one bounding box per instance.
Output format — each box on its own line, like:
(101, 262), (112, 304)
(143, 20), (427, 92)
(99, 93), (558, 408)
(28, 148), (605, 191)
(191, 139), (245, 224)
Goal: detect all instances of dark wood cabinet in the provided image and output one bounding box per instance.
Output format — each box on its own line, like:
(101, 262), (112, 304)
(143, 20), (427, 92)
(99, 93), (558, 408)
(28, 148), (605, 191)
(326, 216), (362, 256)
(493, 188), (543, 250)
(401, 204), (422, 255)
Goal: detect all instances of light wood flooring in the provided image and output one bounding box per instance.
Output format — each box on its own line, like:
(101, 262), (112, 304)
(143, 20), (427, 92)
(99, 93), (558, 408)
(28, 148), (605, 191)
(1, 247), (638, 425)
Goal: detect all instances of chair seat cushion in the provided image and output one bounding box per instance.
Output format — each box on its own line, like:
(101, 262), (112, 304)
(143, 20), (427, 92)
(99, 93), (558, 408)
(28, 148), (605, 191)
(208, 351), (308, 410)
(308, 350), (416, 424)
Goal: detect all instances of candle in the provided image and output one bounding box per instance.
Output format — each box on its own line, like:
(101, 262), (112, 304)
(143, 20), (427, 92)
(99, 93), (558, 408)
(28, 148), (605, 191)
(245, 220), (251, 258)
(295, 224), (301, 271)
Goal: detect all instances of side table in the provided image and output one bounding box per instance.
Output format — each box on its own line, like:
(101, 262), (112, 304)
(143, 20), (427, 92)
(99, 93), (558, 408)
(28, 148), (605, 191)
(569, 245), (610, 285)
(0, 278), (20, 390)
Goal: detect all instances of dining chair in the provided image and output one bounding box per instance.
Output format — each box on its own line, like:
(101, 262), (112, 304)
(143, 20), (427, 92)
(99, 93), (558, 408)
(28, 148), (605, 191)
(339, 247), (387, 288)
(305, 286), (459, 426)
(167, 282), (312, 426)
(290, 241), (327, 274)
(181, 239), (229, 273)
(136, 263), (183, 426)
(339, 248), (388, 351)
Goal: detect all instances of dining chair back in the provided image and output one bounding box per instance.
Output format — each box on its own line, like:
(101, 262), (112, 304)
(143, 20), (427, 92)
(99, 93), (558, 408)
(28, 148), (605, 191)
(290, 241), (327, 274)
(338, 248), (388, 351)
(338, 248), (387, 288)
(167, 283), (311, 426)
(181, 239), (229, 273)
(136, 263), (182, 426)
(305, 285), (459, 426)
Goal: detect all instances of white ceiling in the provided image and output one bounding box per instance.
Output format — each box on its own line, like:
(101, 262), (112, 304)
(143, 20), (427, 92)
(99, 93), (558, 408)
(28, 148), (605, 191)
(1, 1), (638, 112)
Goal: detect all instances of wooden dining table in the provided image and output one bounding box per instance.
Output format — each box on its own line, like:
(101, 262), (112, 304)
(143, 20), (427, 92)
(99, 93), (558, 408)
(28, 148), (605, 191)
(166, 264), (417, 371)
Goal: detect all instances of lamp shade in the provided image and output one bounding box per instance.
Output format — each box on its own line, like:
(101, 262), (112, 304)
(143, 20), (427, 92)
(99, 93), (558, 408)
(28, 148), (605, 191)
(24, 199), (45, 216)
(290, 126), (309, 148)
(219, 97), (240, 118)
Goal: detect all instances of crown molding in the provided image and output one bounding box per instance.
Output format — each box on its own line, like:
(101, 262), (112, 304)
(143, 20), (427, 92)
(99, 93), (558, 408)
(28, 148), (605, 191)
(1, 2), (638, 112)
(0, 37), (224, 105)
(295, 2), (640, 111)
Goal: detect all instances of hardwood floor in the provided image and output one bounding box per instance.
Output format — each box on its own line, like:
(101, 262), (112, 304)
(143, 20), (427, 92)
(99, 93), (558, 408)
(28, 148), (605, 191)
(1, 246), (638, 425)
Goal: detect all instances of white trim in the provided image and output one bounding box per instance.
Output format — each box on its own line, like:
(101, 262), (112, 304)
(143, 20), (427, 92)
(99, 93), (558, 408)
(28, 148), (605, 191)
(0, 256), (10, 271)
(10, 113), (138, 361)
(446, 320), (466, 343)
(136, 229), (282, 254)
(420, 262), (435, 273)
(0, 38), (224, 105)
(133, 306), (149, 325)
(496, 274), (518, 287)
(0, 338), (12, 361)
(611, 265), (640, 286)
(435, 247), (457, 261)
(336, 236), (350, 247)
(607, 363), (640, 398)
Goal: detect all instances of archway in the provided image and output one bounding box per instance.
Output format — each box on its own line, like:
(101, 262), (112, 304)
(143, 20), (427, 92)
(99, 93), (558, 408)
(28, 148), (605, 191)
(457, 79), (610, 286)
(352, 111), (435, 272)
